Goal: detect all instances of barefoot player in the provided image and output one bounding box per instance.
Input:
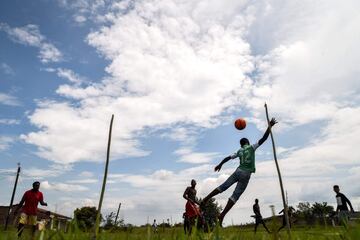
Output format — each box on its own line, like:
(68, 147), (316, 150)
(183, 179), (200, 233)
(253, 199), (270, 233)
(14, 181), (47, 238)
(201, 118), (277, 226)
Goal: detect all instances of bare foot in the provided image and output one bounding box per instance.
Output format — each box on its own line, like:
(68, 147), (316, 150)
(218, 215), (224, 227)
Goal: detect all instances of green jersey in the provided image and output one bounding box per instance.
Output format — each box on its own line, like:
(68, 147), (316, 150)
(231, 143), (259, 173)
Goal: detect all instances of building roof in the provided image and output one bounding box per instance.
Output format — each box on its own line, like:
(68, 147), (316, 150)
(0, 204), (71, 220)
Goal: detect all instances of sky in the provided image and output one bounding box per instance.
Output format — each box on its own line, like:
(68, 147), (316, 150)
(0, 0), (360, 226)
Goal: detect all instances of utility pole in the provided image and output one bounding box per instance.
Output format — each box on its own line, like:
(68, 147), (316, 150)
(115, 203), (121, 225)
(264, 103), (291, 237)
(4, 163), (21, 231)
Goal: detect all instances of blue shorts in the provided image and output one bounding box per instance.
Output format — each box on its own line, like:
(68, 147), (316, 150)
(216, 168), (251, 203)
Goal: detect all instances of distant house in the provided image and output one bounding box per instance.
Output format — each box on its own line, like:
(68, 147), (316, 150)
(0, 204), (71, 231)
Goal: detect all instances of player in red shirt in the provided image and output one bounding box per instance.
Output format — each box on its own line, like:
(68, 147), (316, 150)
(14, 181), (47, 238)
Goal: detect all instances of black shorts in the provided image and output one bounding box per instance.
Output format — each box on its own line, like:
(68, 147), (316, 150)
(255, 217), (264, 224)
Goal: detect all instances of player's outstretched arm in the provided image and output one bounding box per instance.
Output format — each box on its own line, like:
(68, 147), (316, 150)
(214, 156), (232, 172)
(258, 118), (277, 146)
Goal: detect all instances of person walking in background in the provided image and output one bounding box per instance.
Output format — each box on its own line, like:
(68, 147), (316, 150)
(333, 185), (354, 225)
(252, 199), (271, 233)
(14, 181), (47, 238)
(152, 219), (158, 233)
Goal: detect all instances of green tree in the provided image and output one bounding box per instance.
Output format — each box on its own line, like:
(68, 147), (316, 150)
(74, 206), (99, 231)
(200, 198), (222, 230)
(102, 212), (124, 229)
(311, 202), (334, 225)
(296, 202), (313, 224)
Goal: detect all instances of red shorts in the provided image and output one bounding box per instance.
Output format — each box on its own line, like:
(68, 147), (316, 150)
(185, 201), (201, 218)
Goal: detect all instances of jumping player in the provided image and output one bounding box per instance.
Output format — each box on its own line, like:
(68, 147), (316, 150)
(14, 181), (47, 238)
(253, 199), (270, 233)
(183, 179), (201, 233)
(201, 118), (277, 226)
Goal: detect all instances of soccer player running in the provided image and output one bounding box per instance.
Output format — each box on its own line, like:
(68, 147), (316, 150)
(183, 179), (201, 233)
(333, 185), (354, 225)
(253, 199), (270, 233)
(14, 181), (47, 238)
(201, 118), (277, 226)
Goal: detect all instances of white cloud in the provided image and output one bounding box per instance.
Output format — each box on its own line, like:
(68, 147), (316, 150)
(0, 93), (20, 106)
(0, 136), (15, 151)
(246, 0), (360, 128)
(21, 101), (149, 164)
(0, 23), (62, 63)
(1, 63), (15, 75)
(57, 0), (107, 24)
(74, 15), (87, 23)
(79, 171), (94, 177)
(24, 0), (254, 164)
(66, 178), (98, 184)
(38, 43), (63, 63)
(174, 147), (219, 164)
(41, 180), (88, 192)
(56, 68), (85, 85)
(0, 119), (20, 125)
(22, 168), (65, 179)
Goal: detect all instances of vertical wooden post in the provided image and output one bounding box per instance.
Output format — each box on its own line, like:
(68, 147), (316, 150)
(4, 163), (21, 231)
(115, 203), (121, 225)
(264, 103), (291, 237)
(95, 115), (114, 239)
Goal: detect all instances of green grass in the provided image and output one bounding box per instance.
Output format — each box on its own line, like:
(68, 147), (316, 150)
(1, 224), (360, 240)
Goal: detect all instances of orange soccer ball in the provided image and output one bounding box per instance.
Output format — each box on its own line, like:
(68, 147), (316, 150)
(234, 118), (246, 130)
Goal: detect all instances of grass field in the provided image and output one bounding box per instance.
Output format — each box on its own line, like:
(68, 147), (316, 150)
(1, 224), (360, 240)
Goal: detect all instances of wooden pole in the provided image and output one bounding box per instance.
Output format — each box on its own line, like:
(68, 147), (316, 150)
(264, 103), (291, 236)
(115, 203), (121, 225)
(4, 163), (21, 231)
(95, 115), (114, 239)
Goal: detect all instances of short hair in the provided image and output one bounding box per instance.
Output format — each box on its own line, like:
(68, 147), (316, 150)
(333, 185), (339, 189)
(33, 181), (40, 187)
(255, 198), (259, 202)
(240, 138), (250, 146)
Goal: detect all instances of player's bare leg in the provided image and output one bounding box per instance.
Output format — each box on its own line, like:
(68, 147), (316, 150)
(201, 188), (221, 205)
(218, 199), (235, 226)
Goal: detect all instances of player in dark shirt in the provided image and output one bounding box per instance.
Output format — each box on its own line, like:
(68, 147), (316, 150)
(252, 199), (270, 233)
(333, 185), (354, 224)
